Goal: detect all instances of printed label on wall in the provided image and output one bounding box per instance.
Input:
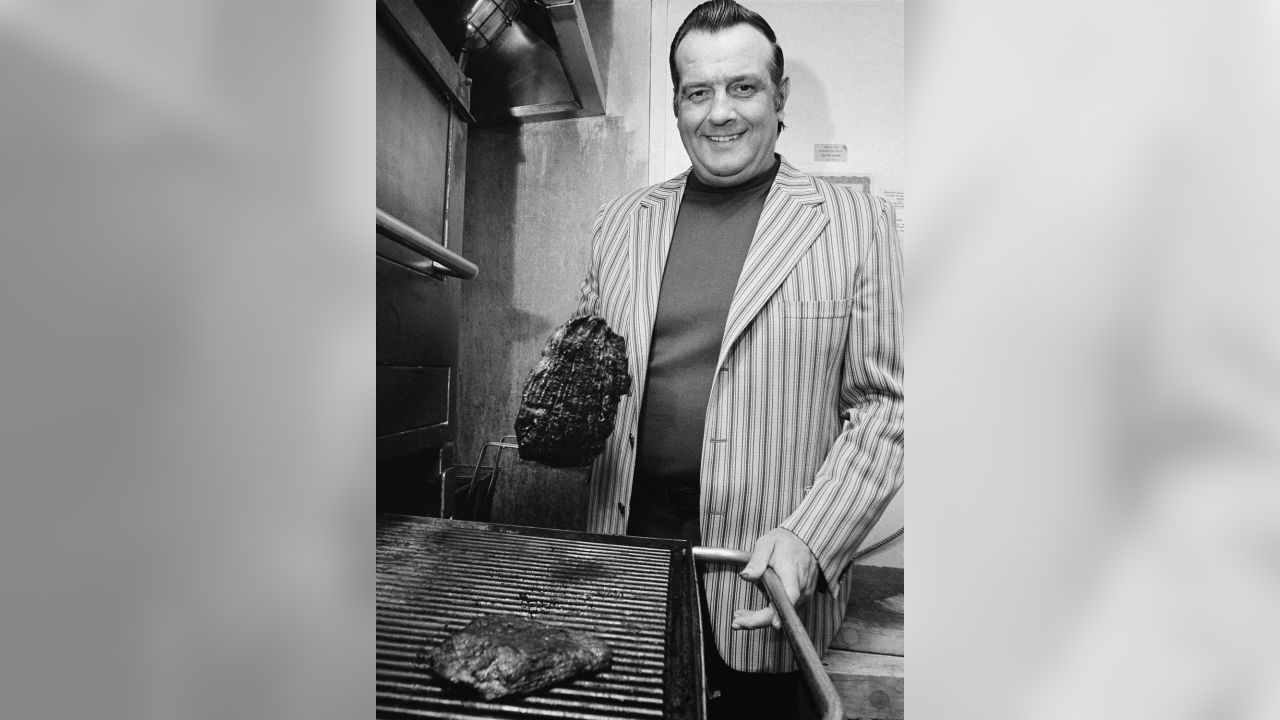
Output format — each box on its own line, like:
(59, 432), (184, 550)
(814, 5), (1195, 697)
(813, 143), (848, 162)
(883, 189), (905, 241)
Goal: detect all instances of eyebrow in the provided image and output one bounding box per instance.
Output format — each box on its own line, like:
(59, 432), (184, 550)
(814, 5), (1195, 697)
(679, 73), (767, 94)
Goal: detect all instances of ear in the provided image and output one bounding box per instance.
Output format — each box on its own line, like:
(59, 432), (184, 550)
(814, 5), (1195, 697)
(775, 76), (790, 113)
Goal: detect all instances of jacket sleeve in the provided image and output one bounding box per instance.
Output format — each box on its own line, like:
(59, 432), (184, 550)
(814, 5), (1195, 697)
(780, 194), (904, 599)
(572, 203), (609, 318)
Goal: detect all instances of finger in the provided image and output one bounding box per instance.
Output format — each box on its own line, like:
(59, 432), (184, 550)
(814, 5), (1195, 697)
(756, 570), (799, 632)
(731, 606), (777, 630)
(777, 568), (803, 606)
(739, 536), (775, 581)
(758, 554), (805, 608)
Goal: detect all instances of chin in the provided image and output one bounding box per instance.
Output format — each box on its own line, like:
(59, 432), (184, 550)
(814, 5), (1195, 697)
(702, 161), (749, 179)
(708, 166), (742, 177)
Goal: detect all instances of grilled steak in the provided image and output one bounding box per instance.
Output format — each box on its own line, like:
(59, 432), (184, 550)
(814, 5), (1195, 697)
(516, 315), (631, 467)
(427, 614), (612, 700)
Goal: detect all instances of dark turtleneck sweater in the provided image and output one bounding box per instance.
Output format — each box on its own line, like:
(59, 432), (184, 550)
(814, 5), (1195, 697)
(628, 156), (781, 538)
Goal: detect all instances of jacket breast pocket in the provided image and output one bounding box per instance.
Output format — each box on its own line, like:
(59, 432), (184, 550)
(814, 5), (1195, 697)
(782, 298), (855, 319)
(775, 297), (855, 393)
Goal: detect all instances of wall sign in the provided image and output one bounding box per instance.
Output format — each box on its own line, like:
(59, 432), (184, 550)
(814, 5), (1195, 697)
(814, 143), (848, 162)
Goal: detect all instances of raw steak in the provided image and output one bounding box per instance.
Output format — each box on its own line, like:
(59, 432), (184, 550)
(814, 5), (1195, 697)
(515, 315), (630, 467)
(427, 614), (612, 700)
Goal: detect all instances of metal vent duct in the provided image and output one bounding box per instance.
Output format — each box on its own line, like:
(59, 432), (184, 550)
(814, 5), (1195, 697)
(416, 0), (606, 126)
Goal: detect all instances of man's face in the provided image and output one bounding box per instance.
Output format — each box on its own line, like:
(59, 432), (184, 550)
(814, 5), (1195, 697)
(673, 25), (788, 188)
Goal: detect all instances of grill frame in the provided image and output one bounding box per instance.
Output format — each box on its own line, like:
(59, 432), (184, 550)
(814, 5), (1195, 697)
(377, 513), (706, 719)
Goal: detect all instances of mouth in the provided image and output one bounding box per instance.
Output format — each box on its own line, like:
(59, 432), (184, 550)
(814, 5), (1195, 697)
(705, 132), (743, 144)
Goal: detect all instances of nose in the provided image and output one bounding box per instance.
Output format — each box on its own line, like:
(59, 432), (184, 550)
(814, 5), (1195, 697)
(707, 90), (737, 125)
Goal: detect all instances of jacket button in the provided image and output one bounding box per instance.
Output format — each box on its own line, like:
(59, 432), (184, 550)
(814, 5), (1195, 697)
(617, 502), (626, 515)
(628, 433), (635, 447)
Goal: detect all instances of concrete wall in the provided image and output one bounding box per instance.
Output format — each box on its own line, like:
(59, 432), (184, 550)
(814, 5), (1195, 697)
(456, 0), (652, 468)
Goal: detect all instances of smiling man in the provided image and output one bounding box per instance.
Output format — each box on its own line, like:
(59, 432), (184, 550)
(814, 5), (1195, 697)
(672, 21), (787, 187)
(568, 2), (904, 718)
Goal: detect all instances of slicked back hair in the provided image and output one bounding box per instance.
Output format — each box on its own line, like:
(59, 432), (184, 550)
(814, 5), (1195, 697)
(668, 0), (787, 132)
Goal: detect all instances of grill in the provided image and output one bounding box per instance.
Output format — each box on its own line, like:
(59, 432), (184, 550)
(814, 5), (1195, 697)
(376, 514), (705, 719)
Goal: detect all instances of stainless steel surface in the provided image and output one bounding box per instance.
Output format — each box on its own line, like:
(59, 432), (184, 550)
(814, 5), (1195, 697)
(379, 0), (474, 121)
(540, 0), (605, 117)
(692, 547), (846, 720)
(377, 208), (480, 280)
(377, 515), (705, 719)
(442, 82), (467, 274)
(377, 0), (470, 497)
(461, 0), (606, 125)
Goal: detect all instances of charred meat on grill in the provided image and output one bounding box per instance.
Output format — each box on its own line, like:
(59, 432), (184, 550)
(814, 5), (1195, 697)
(427, 614), (612, 700)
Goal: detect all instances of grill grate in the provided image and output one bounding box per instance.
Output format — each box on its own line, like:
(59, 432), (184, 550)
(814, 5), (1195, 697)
(377, 514), (704, 719)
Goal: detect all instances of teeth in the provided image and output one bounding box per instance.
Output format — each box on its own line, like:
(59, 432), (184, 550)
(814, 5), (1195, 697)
(707, 134), (741, 143)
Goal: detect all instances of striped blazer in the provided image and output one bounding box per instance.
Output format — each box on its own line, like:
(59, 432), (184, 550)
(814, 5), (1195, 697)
(574, 157), (904, 672)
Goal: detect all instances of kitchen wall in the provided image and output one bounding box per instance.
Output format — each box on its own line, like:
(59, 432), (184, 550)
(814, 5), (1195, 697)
(457, 0), (652, 469)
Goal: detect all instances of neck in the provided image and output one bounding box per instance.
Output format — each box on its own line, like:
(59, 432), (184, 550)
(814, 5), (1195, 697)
(689, 155), (781, 193)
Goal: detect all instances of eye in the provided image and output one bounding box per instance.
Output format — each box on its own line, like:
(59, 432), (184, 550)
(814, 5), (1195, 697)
(730, 83), (757, 97)
(685, 88), (710, 102)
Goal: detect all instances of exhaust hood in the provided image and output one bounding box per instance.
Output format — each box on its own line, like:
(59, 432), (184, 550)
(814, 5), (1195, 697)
(415, 0), (606, 126)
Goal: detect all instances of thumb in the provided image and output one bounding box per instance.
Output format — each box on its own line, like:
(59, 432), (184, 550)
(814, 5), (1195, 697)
(739, 535), (775, 581)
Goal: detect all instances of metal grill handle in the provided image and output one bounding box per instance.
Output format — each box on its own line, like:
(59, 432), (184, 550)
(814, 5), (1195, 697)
(693, 546), (844, 720)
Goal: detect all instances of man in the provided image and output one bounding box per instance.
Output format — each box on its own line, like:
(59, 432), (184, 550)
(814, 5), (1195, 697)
(572, 1), (903, 716)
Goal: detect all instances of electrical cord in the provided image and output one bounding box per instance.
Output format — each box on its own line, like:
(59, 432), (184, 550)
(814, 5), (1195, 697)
(853, 527), (903, 560)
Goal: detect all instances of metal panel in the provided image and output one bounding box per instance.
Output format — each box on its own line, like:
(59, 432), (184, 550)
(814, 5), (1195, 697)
(376, 366), (451, 437)
(444, 89), (468, 253)
(545, 0), (605, 117)
(377, 15), (452, 241)
(379, 0), (472, 117)
(376, 0), (471, 485)
(376, 257), (457, 366)
(378, 426), (453, 462)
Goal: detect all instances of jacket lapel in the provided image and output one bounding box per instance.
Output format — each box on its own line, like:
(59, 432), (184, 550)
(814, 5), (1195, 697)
(628, 172), (688, 391)
(716, 159), (828, 370)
